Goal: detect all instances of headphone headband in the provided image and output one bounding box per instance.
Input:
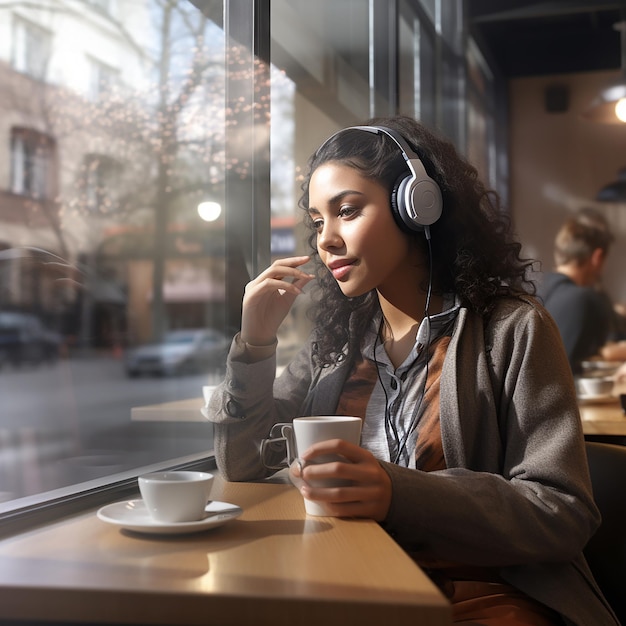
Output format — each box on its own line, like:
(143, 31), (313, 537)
(346, 125), (418, 162)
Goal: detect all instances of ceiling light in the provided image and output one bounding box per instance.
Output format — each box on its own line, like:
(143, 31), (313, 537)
(596, 168), (626, 202)
(616, 97), (626, 122)
(582, 22), (626, 124)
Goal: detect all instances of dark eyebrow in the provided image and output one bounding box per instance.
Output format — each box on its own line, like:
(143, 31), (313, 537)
(308, 189), (365, 214)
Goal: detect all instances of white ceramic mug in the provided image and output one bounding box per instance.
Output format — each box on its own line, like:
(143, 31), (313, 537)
(138, 470), (214, 523)
(577, 376), (614, 397)
(261, 416), (362, 516)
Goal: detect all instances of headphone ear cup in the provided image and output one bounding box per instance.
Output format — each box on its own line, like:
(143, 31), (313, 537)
(390, 175), (419, 232)
(391, 171), (442, 232)
(408, 177), (443, 226)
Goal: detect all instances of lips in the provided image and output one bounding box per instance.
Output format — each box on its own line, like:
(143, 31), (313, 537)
(327, 259), (355, 281)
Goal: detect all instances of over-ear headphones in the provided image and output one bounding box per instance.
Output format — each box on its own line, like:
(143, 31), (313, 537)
(316, 125), (443, 233)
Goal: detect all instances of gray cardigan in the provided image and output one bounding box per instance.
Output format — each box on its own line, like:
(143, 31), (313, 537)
(207, 296), (619, 625)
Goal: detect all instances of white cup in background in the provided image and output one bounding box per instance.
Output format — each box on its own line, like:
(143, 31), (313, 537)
(577, 377), (614, 397)
(261, 416), (362, 516)
(138, 471), (214, 523)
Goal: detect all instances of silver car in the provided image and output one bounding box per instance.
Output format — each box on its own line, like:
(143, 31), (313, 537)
(124, 328), (229, 377)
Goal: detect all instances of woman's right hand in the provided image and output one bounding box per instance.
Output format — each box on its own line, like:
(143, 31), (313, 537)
(241, 255), (315, 346)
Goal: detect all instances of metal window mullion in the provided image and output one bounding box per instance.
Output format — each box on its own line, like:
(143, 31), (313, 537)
(224, 0), (271, 334)
(370, 0), (398, 116)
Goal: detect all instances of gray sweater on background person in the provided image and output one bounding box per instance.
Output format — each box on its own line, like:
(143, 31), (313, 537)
(206, 295), (619, 626)
(538, 271), (613, 374)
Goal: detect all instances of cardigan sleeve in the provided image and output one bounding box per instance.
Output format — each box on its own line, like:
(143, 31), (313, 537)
(206, 333), (316, 481)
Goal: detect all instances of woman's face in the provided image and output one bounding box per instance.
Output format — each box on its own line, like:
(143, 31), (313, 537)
(308, 162), (423, 299)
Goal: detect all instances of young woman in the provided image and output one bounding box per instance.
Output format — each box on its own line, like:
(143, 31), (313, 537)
(207, 115), (618, 625)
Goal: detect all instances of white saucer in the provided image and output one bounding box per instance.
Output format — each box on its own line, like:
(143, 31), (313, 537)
(97, 499), (242, 535)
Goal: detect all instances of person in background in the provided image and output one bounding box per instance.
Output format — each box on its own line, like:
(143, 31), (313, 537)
(599, 302), (626, 367)
(615, 360), (626, 381)
(207, 116), (618, 625)
(537, 208), (615, 374)
(601, 338), (626, 382)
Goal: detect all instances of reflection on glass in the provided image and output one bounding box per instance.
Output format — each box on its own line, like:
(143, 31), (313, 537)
(269, 0), (372, 368)
(0, 0), (227, 504)
(0, 0), (477, 511)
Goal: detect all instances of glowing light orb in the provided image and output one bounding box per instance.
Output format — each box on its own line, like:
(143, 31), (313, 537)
(197, 201), (222, 221)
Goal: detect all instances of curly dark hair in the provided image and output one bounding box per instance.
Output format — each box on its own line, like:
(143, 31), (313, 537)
(299, 115), (535, 367)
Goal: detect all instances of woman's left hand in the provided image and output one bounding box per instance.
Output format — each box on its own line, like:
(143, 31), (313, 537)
(289, 439), (393, 521)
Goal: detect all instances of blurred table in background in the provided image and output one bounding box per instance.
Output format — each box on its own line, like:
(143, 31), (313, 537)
(579, 381), (626, 439)
(131, 397), (205, 422)
(129, 383), (626, 438)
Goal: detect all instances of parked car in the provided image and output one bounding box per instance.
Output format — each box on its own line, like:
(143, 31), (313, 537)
(124, 328), (229, 377)
(0, 312), (62, 368)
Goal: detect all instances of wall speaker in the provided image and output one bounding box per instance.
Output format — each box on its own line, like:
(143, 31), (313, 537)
(545, 84), (569, 113)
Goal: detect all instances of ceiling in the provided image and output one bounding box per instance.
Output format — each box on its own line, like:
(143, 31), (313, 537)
(467, 0), (626, 77)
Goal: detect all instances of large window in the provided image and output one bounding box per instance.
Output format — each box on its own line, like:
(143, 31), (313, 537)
(0, 0), (497, 520)
(1, 0), (229, 514)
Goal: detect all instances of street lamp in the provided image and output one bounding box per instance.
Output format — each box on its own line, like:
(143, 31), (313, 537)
(197, 201), (222, 222)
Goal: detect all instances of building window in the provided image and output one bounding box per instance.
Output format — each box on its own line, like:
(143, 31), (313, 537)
(88, 0), (111, 11)
(88, 57), (120, 100)
(10, 128), (55, 200)
(82, 154), (122, 214)
(12, 16), (51, 80)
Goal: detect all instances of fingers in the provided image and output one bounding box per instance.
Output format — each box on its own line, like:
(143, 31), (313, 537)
(300, 439), (368, 463)
(241, 256), (315, 344)
(246, 276), (306, 299)
(296, 441), (393, 520)
(299, 475), (392, 521)
(248, 256), (315, 293)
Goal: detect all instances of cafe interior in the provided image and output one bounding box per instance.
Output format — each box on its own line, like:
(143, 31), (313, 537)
(1, 0), (626, 624)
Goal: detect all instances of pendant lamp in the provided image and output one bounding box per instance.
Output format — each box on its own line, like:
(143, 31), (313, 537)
(582, 21), (626, 124)
(596, 167), (626, 202)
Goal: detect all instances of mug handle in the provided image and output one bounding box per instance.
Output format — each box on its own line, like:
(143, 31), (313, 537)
(260, 423), (296, 470)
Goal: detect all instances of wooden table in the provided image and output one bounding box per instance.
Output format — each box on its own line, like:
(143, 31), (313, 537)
(579, 400), (626, 437)
(579, 382), (626, 438)
(0, 476), (451, 625)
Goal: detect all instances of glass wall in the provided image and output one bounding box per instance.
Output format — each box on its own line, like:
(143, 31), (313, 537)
(398, 0), (437, 126)
(269, 0), (375, 368)
(0, 0), (501, 516)
(0, 0), (228, 510)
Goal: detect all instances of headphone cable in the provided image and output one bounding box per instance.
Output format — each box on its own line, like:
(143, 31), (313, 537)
(392, 232), (433, 465)
(375, 232), (434, 466)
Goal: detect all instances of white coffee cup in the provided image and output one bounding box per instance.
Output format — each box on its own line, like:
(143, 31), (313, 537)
(577, 376), (614, 397)
(138, 471), (214, 523)
(261, 416), (362, 516)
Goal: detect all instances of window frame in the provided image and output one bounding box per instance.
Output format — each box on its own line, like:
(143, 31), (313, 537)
(10, 127), (55, 200)
(82, 153), (123, 214)
(11, 15), (52, 80)
(87, 55), (121, 101)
